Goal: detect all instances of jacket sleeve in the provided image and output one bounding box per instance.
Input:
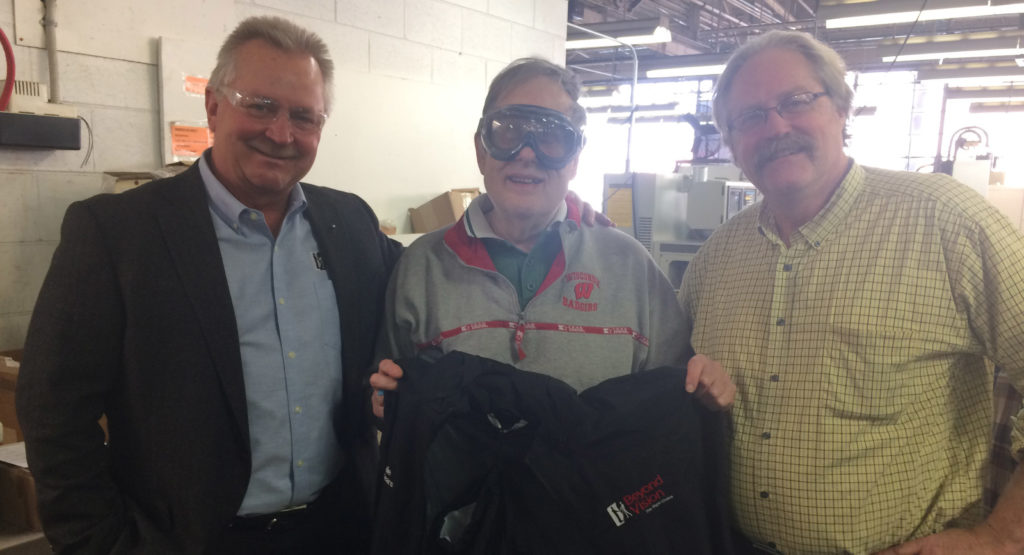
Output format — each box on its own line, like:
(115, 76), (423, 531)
(16, 201), (135, 554)
(376, 252), (419, 362)
(641, 252), (692, 370)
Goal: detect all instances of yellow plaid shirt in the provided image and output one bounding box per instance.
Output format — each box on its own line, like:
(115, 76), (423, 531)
(679, 162), (1024, 554)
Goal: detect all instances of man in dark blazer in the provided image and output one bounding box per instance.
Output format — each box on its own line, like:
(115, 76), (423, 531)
(16, 16), (401, 554)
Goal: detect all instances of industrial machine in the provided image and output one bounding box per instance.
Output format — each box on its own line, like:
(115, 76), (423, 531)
(603, 164), (759, 289)
(934, 126), (993, 197)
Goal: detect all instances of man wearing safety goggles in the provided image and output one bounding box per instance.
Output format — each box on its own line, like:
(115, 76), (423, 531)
(372, 54), (735, 401)
(373, 56), (734, 406)
(369, 58), (737, 552)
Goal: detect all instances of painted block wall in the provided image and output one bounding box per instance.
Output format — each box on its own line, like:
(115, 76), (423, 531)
(0, 0), (568, 349)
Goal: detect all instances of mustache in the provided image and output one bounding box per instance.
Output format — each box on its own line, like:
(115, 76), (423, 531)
(246, 138), (299, 159)
(754, 133), (815, 170)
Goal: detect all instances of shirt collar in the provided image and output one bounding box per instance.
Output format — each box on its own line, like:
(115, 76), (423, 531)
(757, 158), (861, 249)
(198, 149), (308, 232)
(463, 193), (568, 240)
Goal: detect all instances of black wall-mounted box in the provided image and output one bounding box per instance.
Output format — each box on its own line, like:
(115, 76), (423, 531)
(0, 111), (81, 150)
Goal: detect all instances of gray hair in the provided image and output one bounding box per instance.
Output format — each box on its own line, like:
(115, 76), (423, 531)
(713, 30), (853, 144)
(209, 16), (335, 113)
(483, 57), (587, 128)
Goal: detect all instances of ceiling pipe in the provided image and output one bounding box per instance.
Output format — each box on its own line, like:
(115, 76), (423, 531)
(688, 0), (746, 26)
(42, 0), (60, 103)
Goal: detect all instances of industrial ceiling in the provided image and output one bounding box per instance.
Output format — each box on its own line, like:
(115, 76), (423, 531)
(566, 0), (1024, 85)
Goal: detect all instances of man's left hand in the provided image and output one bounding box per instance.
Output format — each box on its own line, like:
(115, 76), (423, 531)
(685, 354), (736, 411)
(874, 524), (1018, 555)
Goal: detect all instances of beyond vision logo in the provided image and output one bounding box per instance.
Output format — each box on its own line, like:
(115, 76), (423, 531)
(606, 474), (673, 527)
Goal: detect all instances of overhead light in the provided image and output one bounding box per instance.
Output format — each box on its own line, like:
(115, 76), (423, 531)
(874, 33), (1024, 63)
(969, 100), (1024, 112)
(641, 53), (730, 78)
(943, 84), (1024, 98)
(917, 60), (1024, 80)
(566, 27), (670, 49)
(826, 3), (1024, 29)
(646, 65), (727, 78)
(566, 18), (671, 49)
(883, 48), (1024, 62)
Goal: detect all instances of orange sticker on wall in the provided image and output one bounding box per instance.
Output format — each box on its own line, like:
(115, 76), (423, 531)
(183, 75), (209, 96)
(170, 124), (213, 158)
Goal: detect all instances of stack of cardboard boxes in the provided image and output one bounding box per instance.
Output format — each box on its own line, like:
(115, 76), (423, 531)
(408, 188), (480, 233)
(0, 351), (44, 537)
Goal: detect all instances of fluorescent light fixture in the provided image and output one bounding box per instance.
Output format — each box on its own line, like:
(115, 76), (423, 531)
(566, 26), (670, 49)
(565, 18), (672, 50)
(883, 48), (1024, 62)
(826, 3), (1024, 28)
(969, 100), (1024, 112)
(646, 64), (726, 78)
(917, 60), (1024, 81)
(943, 84), (1024, 98)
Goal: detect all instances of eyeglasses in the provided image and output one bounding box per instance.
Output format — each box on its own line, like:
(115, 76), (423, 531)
(477, 104), (583, 170)
(219, 87), (327, 134)
(727, 91), (830, 133)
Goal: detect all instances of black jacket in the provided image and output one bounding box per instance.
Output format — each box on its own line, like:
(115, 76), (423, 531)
(371, 351), (735, 555)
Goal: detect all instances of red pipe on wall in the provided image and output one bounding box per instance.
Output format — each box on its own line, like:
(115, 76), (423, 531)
(0, 27), (15, 111)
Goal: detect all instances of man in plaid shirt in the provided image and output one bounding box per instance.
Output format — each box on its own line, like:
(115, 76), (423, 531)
(679, 29), (1024, 554)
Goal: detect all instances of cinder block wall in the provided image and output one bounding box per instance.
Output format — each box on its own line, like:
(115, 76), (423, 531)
(0, 0), (568, 350)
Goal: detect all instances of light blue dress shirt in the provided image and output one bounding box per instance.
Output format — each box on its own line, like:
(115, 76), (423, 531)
(199, 154), (343, 515)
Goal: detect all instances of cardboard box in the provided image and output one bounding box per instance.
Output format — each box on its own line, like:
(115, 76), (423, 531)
(408, 188), (480, 233)
(102, 163), (190, 194)
(0, 358), (18, 445)
(0, 351), (108, 448)
(0, 444), (41, 532)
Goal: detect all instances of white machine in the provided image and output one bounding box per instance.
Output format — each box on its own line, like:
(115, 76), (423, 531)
(603, 165), (759, 288)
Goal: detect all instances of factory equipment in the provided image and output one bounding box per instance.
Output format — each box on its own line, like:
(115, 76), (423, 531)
(603, 164), (758, 288)
(934, 126), (992, 197)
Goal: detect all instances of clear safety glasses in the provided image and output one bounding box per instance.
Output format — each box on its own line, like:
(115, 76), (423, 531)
(220, 86), (327, 134)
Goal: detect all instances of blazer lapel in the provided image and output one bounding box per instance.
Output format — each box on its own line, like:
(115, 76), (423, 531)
(154, 166), (250, 447)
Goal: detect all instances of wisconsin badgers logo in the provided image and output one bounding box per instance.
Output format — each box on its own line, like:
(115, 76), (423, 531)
(574, 281), (595, 300)
(562, 272), (600, 312)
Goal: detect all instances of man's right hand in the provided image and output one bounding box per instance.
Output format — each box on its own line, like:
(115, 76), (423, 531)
(369, 359), (404, 419)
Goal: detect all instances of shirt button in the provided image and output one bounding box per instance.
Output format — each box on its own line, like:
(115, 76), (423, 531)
(760, 491), (770, 499)
(297, 460), (304, 468)
(770, 374), (779, 382)
(813, 240), (821, 247)
(249, 212), (260, 221)
(776, 318), (785, 326)
(295, 406), (302, 414)
(527, 282), (536, 291)
(762, 431), (771, 440)
(782, 264), (792, 271)
(278, 297), (285, 305)
(288, 351), (296, 359)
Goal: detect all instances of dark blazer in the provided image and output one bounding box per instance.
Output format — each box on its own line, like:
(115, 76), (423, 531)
(16, 164), (403, 553)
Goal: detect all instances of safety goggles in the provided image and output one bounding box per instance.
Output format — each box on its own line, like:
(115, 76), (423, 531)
(477, 104), (584, 170)
(220, 86), (327, 134)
